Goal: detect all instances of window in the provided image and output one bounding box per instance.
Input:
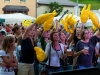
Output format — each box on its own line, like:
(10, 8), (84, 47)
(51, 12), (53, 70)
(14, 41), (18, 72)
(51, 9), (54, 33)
(4, 0), (10, 1)
(4, 11), (28, 15)
(20, 0), (26, 2)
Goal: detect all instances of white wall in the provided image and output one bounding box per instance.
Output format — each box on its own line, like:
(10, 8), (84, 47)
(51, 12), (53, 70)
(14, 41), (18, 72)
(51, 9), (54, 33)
(37, 5), (50, 17)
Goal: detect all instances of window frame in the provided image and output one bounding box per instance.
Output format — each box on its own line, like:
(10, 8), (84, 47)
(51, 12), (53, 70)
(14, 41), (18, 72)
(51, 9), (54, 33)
(4, 0), (10, 2)
(20, 0), (26, 2)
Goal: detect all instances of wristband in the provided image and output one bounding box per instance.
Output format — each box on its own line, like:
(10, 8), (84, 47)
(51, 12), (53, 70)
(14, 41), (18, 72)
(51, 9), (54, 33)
(77, 51), (81, 55)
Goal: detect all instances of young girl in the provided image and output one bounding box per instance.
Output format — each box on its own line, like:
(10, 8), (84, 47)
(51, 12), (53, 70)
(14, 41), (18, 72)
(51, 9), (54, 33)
(0, 35), (18, 75)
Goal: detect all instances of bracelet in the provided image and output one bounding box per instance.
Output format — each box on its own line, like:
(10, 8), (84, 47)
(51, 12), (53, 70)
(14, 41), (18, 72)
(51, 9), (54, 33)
(77, 51), (81, 55)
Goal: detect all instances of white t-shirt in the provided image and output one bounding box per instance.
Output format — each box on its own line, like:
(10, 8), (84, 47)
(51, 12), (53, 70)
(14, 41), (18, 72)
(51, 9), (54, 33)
(45, 43), (64, 67)
(0, 50), (15, 75)
(96, 43), (100, 63)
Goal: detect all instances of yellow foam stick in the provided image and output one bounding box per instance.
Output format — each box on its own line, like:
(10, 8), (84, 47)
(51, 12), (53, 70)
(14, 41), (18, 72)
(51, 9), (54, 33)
(67, 13), (77, 25)
(89, 11), (100, 28)
(92, 25), (97, 32)
(61, 19), (66, 32)
(43, 17), (54, 31)
(66, 13), (76, 33)
(37, 55), (45, 62)
(22, 19), (32, 27)
(34, 47), (46, 62)
(68, 24), (75, 34)
(52, 10), (57, 15)
(35, 10), (57, 24)
(61, 19), (68, 32)
(61, 18), (75, 34)
(65, 13), (70, 21)
(80, 4), (91, 23)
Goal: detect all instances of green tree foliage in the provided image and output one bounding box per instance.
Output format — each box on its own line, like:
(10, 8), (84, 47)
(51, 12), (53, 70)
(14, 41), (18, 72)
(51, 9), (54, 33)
(45, 2), (63, 16)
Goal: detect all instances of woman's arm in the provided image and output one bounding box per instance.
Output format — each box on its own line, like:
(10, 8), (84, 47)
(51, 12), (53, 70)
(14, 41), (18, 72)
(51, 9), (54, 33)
(75, 20), (80, 29)
(67, 33), (74, 44)
(73, 50), (83, 57)
(22, 23), (36, 40)
(1, 51), (13, 65)
(10, 56), (18, 67)
(0, 62), (6, 66)
(73, 41), (89, 57)
(95, 29), (100, 39)
(1, 56), (18, 67)
(73, 49), (89, 57)
(95, 47), (100, 57)
(67, 20), (80, 44)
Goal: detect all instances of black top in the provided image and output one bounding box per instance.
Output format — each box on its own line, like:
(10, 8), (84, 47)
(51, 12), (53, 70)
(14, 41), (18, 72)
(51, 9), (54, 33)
(15, 37), (17, 43)
(19, 37), (36, 64)
(74, 34), (80, 47)
(89, 36), (100, 47)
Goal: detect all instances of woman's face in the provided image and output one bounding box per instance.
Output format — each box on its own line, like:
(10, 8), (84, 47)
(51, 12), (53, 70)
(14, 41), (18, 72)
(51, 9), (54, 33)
(44, 31), (50, 38)
(46, 31), (50, 38)
(83, 30), (90, 40)
(36, 29), (41, 36)
(22, 27), (27, 34)
(0, 33), (5, 41)
(76, 28), (81, 35)
(53, 32), (59, 41)
(88, 29), (94, 38)
(60, 32), (66, 41)
(17, 27), (22, 35)
(29, 28), (35, 36)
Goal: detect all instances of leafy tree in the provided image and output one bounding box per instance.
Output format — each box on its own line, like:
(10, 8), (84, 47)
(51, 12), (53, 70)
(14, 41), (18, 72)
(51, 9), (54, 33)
(45, 2), (63, 16)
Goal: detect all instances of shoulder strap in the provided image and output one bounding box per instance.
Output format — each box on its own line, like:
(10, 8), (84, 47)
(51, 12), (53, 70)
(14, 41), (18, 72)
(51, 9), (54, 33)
(55, 44), (63, 58)
(48, 43), (51, 66)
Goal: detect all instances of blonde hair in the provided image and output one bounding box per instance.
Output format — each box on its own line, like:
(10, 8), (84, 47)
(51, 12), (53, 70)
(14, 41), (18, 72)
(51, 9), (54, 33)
(1, 35), (15, 53)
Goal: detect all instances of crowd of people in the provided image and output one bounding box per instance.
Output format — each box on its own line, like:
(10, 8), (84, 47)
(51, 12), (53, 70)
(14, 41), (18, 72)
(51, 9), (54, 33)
(0, 20), (100, 75)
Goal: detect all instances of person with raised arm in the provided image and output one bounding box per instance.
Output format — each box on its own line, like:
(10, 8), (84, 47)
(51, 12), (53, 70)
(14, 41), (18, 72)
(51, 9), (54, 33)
(18, 23), (37, 75)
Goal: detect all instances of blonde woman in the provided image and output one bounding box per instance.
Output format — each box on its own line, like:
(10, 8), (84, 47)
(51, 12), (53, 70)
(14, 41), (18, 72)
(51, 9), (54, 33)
(0, 35), (18, 75)
(18, 23), (36, 75)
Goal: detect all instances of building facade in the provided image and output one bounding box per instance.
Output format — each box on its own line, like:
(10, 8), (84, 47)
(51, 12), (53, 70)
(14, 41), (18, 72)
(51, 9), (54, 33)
(37, 5), (80, 17)
(37, 0), (80, 17)
(0, 0), (36, 17)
